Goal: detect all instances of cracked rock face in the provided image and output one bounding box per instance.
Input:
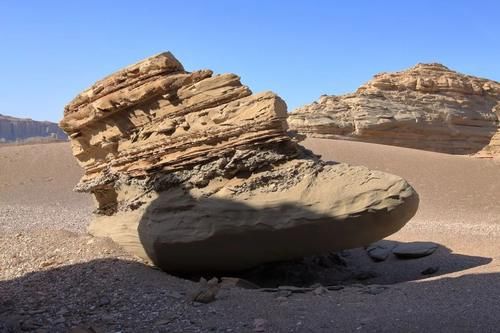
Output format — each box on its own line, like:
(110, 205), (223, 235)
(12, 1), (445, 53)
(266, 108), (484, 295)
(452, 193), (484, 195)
(289, 63), (500, 157)
(61, 52), (418, 272)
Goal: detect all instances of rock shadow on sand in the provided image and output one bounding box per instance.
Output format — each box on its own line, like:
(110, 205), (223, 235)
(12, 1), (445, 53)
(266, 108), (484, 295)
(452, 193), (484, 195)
(0, 257), (497, 332)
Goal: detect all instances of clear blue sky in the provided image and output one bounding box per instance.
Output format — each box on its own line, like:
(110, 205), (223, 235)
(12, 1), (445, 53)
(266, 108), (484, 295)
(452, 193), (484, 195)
(1, 1), (499, 122)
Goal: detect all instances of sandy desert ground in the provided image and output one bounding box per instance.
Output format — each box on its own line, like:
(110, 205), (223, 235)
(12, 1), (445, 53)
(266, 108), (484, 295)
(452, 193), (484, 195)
(0, 139), (499, 332)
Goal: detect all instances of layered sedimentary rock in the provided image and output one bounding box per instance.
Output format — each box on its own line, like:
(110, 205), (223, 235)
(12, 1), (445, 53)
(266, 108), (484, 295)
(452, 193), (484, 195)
(61, 52), (418, 272)
(289, 63), (500, 157)
(0, 114), (67, 142)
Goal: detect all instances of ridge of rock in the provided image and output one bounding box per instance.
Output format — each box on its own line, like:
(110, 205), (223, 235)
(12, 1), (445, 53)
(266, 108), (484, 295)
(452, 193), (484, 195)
(61, 52), (419, 272)
(289, 63), (500, 157)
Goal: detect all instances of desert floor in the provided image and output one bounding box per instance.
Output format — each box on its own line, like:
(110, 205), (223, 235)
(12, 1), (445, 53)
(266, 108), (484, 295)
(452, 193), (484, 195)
(0, 139), (499, 332)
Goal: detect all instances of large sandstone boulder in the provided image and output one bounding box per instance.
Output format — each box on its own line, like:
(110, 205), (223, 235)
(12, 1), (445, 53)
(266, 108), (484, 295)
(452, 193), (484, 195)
(289, 63), (500, 157)
(60, 52), (418, 272)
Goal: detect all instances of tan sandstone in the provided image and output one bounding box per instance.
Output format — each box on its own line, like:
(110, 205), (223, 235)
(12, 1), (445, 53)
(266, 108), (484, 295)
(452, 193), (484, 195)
(60, 52), (418, 272)
(288, 63), (500, 157)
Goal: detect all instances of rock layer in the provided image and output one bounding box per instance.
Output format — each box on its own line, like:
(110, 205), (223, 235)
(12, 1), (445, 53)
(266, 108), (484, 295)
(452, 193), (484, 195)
(61, 52), (418, 272)
(0, 114), (67, 143)
(289, 63), (500, 157)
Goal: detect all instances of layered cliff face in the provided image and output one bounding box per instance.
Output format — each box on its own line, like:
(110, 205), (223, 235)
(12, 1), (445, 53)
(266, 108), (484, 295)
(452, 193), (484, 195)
(289, 63), (500, 157)
(61, 52), (418, 272)
(0, 114), (67, 143)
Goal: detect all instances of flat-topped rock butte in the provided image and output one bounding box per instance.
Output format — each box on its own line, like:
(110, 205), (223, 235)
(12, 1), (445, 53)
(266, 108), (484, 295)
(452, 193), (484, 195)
(0, 114), (67, 143)
(288, 63), (500, 157)
(60, 52), (418, 272)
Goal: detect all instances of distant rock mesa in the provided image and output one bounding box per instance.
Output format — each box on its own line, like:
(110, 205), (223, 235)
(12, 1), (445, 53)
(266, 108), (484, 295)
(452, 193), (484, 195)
(0, 114), (67, 143)
(288, 63), (500, 157)
(60, 52), (418, 272)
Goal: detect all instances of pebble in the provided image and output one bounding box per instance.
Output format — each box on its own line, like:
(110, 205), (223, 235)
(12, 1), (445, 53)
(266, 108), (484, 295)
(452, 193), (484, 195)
(253, 318), (268, 332)
(365, 240), (396, 262)
(421, 266), (440, 275)
(393, 242), (438, 259)
(313, 286), (328, 296)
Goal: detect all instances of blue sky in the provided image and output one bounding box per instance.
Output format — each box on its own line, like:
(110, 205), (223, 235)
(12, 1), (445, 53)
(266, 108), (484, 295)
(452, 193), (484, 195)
(0, 1), (499, 122)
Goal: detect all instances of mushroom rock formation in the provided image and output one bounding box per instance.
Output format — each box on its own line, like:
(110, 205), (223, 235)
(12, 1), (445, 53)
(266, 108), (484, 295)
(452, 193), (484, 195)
(60, 52), (419, 272)
(289, 63), (500, 157)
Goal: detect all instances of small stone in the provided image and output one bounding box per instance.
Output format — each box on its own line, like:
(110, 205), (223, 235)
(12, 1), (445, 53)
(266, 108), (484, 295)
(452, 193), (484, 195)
(276, 290), (292, 298)
(421, 266), (439, 275)
(366, 240), (396, 262)
(20, 319), (43, 331)
(253, 318), (268, 332)
(98, 296), (111, 307)
(191, 277), (219, 304)
(393, 242), (438, 259)
(313, 286), (328, 296)
(361, 285), (388, 295)
(40, 259), (56, 268)
(154, 316), (177, 326)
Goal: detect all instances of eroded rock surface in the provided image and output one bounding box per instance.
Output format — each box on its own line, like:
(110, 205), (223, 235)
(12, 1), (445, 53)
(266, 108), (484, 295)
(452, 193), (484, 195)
(289, 63), (500, 157)
(61, 52), (418, 272)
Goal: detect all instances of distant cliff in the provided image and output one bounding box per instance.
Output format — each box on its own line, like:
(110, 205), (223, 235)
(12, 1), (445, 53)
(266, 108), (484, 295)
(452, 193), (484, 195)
(0, 114), (67, 143)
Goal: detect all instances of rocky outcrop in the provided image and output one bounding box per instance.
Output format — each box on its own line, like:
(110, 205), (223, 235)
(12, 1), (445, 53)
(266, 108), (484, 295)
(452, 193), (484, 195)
(0, 114), (67, 143)
(60, 52), (419, 272)
(289, 63), (500, 157)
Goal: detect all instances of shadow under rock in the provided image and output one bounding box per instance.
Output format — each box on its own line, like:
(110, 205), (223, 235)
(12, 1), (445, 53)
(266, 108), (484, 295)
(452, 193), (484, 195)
(0, 258), (193, 333)
(0, 258), (499, 333)
(192, 241), (492, 288)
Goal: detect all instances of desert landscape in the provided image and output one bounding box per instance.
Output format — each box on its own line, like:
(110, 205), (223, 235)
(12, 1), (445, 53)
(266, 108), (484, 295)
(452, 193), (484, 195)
(1, 2), (499, 332)
(1, 50), (499, 332)
(1, 139), (499, 332)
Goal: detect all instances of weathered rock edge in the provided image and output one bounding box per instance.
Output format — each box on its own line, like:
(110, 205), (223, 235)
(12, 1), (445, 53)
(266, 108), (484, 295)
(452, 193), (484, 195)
(289, 63), (500, 157)
(61, 52), (419, 272)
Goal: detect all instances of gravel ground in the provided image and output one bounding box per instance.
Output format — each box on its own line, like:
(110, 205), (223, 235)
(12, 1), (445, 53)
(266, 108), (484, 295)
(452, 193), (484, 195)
(1, 141), (499, 332)
(0, 204), (91, 233)
(1, 229), (499, 333)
